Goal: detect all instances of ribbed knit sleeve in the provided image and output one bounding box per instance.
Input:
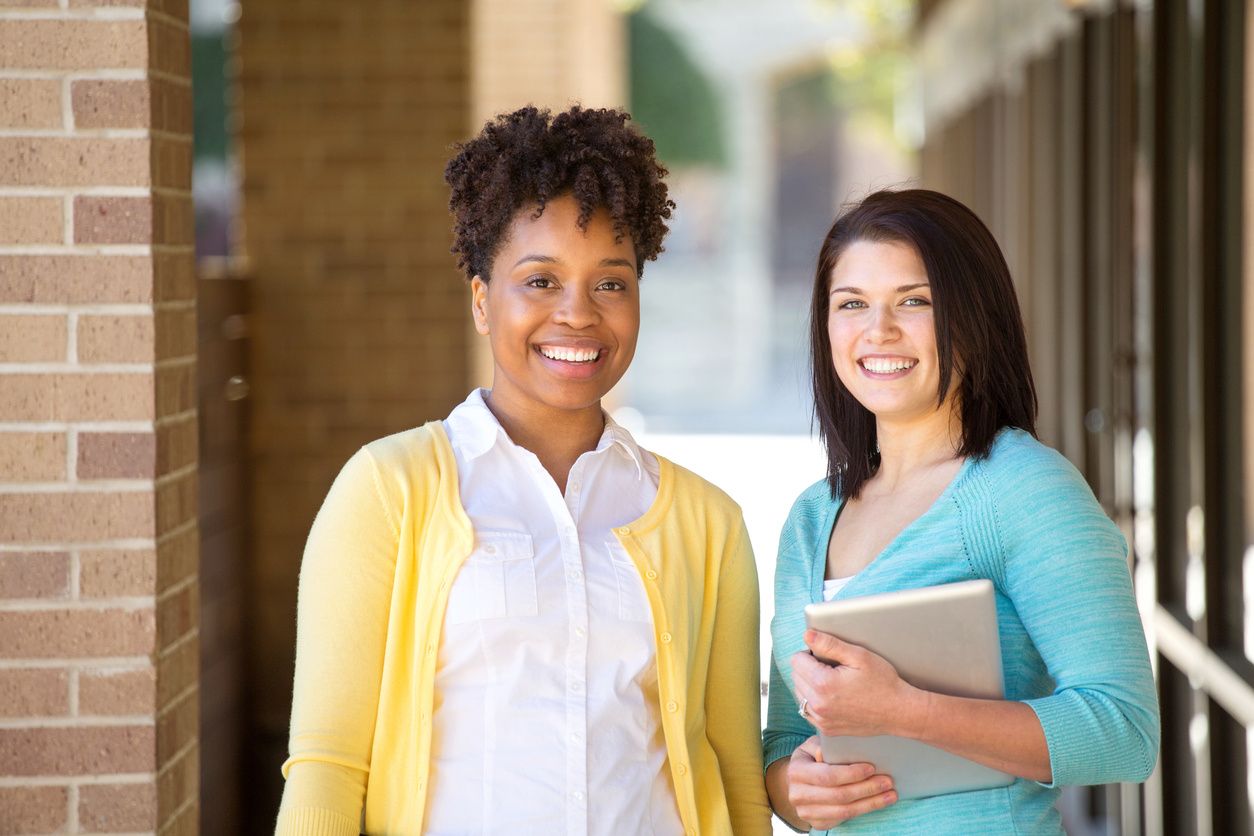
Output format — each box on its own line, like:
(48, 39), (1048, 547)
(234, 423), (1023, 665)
(986, 438), (1160, 787)
(275, 446), (401, 834)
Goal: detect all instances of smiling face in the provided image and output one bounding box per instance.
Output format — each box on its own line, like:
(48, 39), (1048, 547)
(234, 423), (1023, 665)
(827, 238), (956, 427)
(471, 193), (640, 425)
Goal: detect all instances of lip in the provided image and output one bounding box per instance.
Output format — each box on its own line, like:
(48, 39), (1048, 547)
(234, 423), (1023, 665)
(857, 354), (918, 380)
(533, 341), (609, 380)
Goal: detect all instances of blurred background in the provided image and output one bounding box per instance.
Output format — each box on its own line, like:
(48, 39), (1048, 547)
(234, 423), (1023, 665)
(24, 0), (1247, 831)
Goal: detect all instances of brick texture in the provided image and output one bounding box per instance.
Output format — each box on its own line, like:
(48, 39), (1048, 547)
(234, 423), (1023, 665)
(78, 782), (158, 832)
(0, 668), (68, 717)
(80, 549), (156, 597)
(0, 5), (197, 830)
(80, 666), (156, 715)
(0, 197), (63, 246)
(0, 432), (66, 481)
(71, 80), (150, 129)
(77, 432), (157, 479)
(0, 786), (68, 834)
(0, 552), (70, 598)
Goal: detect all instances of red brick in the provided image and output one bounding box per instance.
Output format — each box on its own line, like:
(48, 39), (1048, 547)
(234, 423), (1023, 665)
(0, 669), (68, 717)
(74, 196), (152, 245)
(78, 782), (157, 832)
(77, 432), (156, 479)
(80, 549), (156, 597)
(0, 726), (154, 776)
(0, 552), (69, 598)
(0, 786), (68, 833)
(80, 666), (155, 715)
(71, 79), (149, 129)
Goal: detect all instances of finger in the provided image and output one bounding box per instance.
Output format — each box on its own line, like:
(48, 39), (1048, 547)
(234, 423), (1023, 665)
(797, 786), (899, 831)
(798, 736), (823, 760)
(789, 772), (894, 807)
(790, 650), (835, 689)
(804, 629), (865, 666)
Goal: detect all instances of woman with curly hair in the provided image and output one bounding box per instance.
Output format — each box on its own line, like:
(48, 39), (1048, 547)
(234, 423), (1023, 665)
(275, 105), (771, 836)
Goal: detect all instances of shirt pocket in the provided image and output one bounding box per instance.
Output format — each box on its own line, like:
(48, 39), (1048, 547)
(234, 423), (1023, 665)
(607, 539), (651, 623)
(445, 530), (538, 625)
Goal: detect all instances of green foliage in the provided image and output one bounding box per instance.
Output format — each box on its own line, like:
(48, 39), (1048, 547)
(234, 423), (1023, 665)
(628, 8), (727, 168)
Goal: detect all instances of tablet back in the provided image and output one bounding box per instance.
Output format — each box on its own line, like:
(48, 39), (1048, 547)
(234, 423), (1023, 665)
(803, 578), (1015, 800)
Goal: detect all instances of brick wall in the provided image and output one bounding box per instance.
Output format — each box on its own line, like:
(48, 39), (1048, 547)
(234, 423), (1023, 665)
(0, 2), (198, 833)
(234, 0), (473, 824)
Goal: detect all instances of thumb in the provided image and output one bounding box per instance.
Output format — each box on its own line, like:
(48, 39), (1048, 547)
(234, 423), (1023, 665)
(804, 629), (862, 666)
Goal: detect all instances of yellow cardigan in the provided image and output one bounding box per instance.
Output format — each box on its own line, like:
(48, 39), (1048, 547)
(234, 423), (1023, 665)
(275, 423), (771, 835)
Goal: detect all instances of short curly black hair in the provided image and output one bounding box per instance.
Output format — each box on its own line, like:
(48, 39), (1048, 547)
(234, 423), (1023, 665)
(444, 105), (674, 281)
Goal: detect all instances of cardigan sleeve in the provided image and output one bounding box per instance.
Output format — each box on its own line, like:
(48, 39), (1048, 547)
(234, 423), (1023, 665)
(275, 446), (401, 835)
(703, 515), (773, 836)
(992, 445), (1160, 787)
(762, 483), (826, 771)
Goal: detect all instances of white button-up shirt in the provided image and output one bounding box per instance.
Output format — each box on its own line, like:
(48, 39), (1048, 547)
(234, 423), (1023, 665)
(425, 389), (684, 836)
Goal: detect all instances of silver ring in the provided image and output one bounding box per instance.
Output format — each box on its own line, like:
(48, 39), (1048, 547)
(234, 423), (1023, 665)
(798, 698), (809, 719)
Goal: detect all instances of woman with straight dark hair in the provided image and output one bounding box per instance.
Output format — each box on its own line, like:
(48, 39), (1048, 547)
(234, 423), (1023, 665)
(762, 189), (1158, 833)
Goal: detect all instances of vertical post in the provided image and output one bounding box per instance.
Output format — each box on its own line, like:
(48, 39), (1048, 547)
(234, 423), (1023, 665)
(0, 0), (197, 833)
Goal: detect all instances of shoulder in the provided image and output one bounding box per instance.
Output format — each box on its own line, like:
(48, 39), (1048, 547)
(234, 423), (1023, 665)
(971, 428), (1095, 508)
(336, 422), (451, 511)
(784, 477), (839, 534)
(656, 454), (744, 524)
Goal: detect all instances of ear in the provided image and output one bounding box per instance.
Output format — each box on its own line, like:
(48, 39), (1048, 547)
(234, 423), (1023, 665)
(470, 276), (490, 335)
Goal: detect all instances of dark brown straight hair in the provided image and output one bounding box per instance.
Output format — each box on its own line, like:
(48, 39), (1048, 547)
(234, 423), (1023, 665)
(810, 189), (1038, 500)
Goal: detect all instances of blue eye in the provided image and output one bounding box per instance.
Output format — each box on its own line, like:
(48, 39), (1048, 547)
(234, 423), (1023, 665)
(836, 299), (867, 310)
(902, 297), (931, 307)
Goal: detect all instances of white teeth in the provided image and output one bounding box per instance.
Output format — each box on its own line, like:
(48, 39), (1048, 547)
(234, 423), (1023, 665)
(861, 358), (916, 374)
(539, 346), (600, 363)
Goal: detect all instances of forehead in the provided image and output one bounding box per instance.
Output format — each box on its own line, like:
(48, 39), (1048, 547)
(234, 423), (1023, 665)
(830, 239), (926, 286)
(498, 197), (636, 265)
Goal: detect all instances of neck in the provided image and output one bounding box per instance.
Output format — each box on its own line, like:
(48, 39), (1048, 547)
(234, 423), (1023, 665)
(483, 388), (605, 491)
(871, 402), (963, 493)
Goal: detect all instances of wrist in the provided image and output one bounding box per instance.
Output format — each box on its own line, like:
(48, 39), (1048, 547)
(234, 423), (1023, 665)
(894, 684), (932, 740)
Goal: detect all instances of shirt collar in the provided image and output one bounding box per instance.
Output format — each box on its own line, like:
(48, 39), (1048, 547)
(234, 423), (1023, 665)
(447, 389), (648, 480)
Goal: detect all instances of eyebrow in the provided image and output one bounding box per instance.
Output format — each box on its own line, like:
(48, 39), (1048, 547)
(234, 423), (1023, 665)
(512, 254), (636, 270)
(830, 282), (930, 294)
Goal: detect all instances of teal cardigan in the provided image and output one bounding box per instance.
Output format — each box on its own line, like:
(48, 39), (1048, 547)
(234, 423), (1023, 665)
(764, 429), (1159, 834)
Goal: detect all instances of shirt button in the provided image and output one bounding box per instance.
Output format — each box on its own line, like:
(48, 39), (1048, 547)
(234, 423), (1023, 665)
(666, 700), (678, 713)
(571, 681), (583, 693)
(570, 732), (581, 743)
(573, 791), (585, 802)
(645, 569), (658, 581)
(568, 569), (582, 581)
(660, 632), (672, 644)
(574, 627), (586, 638)
(483, 544), (496, 554)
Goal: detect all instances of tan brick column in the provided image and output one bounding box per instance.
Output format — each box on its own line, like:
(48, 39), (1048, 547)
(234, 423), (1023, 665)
(0, 2), (198, 833)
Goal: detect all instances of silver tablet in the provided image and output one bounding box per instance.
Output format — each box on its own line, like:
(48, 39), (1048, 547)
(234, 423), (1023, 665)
(803, 578), (1015, 800)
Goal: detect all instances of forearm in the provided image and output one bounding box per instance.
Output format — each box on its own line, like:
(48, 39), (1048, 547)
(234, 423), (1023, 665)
(900, 688), (1051, 783)
(765, 758), (808, 833)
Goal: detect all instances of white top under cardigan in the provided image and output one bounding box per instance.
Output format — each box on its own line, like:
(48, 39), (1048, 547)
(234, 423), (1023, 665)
(427, 389), (684, 836)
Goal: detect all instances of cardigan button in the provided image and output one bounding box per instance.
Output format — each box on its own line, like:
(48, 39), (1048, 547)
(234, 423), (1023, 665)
(620, 526), (631, 535)
(645, 569), (658, 581)
(666, 700), (678, 713)
(660, 632), (672, 644)
(676, 763), (688, 776)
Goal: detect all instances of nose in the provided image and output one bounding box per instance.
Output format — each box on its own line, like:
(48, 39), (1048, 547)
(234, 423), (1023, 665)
(553, 286), (599, 329)
(865, 304), (900, 342)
